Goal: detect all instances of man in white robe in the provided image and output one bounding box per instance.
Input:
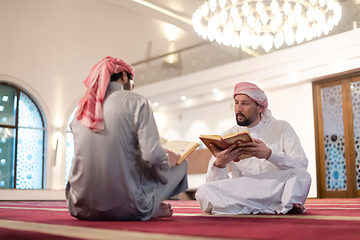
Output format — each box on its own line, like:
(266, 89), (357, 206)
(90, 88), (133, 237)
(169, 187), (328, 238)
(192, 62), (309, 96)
(66, 56), (188, 221)
(196, 82), (311, 215)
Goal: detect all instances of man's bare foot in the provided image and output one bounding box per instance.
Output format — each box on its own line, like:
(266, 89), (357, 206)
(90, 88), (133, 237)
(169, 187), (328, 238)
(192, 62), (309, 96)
(287, 203), (304, 214)
(152, 202), (173, 218)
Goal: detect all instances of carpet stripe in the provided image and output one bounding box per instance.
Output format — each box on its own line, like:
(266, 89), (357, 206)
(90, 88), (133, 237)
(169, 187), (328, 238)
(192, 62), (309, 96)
(306, 207), (360, 210)
(305, 204), (360, 206)
(0, 206), (68, 211)
(172, 213), (360, 221)
(172, 206), (200, 209)
(2, 205), (360, 213)
(1, 206), (359, 211)
(0, 219), (230, 240)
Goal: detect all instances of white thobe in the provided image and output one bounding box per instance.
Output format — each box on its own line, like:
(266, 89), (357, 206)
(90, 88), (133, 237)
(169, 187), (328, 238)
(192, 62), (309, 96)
(195, 118), (311, 214)
(66, 82), (188, 221)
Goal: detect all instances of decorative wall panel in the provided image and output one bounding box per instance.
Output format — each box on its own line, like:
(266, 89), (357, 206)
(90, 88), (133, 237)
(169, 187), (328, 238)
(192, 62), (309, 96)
(16, 128), (43, 189)
(350, 81), (360, 190)
(321, 84), (347, 190)
(18, 92), (43, 128)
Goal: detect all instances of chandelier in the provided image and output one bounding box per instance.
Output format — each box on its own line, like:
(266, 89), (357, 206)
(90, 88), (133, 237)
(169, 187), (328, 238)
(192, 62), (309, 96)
(192, 0), (342, 52)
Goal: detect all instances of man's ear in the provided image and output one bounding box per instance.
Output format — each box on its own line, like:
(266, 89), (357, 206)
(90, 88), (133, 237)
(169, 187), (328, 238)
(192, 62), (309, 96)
(122, 72), (128, 83)
(258, 105), (264, 114)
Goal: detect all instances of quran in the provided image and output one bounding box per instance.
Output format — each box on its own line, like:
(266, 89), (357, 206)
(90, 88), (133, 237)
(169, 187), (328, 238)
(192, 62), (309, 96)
(160, 137), (200, 164)
(199, 131), (254, 160)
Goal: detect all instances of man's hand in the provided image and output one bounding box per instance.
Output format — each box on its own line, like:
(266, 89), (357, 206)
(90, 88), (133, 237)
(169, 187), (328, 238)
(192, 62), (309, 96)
(167, 149), (181, 168)
(241, 139), (271, 160)
(211, 144), (245, 168)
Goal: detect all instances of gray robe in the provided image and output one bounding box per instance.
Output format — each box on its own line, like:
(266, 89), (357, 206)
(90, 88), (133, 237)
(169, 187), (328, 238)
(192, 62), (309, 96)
(66, 82), (188, 221)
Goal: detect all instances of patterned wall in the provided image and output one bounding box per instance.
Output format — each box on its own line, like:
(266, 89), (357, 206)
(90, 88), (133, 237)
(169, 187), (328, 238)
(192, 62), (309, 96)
(321, 84), (347, 191)
(16, 129), (43, 189)
(16, 92), (44, 189)
(350, 81), (360, 190)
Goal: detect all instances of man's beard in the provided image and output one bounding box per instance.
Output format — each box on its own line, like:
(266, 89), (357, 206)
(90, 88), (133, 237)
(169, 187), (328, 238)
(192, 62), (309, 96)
(236, 112), (252, 126)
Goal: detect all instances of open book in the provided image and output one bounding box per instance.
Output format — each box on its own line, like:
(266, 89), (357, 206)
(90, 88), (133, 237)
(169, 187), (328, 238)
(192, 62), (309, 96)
(160, 137), (200, 164)
(199, 131), (254, 161)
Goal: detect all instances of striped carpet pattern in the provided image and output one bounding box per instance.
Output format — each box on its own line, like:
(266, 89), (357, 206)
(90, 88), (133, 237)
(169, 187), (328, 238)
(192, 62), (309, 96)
(0, 198), (360, 240)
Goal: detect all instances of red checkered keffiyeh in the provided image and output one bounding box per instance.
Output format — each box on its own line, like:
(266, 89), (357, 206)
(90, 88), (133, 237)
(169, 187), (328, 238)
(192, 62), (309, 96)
(76, 56), (134, 132)
(233, 82), (273, 121)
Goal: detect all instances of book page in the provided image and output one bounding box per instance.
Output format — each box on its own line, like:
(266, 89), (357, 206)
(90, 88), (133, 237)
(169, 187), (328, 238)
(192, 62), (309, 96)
(223, 132), (241, 138)
(199, 134), (222, 140)
(159, 137), (169, 145)
(163, 140), (190, 153)
(163, 140), (200, 164)
(224, 133), (252, 146)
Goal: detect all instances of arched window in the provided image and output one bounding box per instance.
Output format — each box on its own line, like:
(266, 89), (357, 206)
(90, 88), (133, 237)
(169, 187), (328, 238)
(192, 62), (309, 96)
(0, 83), (45, 189)
(65, 107), (76, 184)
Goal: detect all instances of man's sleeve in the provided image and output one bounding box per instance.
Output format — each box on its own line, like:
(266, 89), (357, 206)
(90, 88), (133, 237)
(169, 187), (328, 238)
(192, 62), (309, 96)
(266, 123), (308, 170)
(205, 155), (231, 182)
(205, 128), (236, 182)
(136, 99), (170, 184)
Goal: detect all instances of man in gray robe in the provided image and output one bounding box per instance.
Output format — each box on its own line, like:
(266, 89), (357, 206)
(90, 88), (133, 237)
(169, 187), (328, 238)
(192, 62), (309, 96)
(66, 56), (188, 221)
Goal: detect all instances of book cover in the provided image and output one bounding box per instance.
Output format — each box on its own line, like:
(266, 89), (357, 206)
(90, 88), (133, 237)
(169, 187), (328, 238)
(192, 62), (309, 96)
(199, 131), (254, 160)
(160, 137), (200, 164)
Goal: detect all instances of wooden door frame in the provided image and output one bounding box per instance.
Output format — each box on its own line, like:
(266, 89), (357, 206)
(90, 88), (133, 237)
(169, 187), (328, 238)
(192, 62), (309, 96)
(313, 70), (360, 198)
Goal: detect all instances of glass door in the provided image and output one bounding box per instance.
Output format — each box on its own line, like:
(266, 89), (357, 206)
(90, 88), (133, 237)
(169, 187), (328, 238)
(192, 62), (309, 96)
(314, 75), (360, 198)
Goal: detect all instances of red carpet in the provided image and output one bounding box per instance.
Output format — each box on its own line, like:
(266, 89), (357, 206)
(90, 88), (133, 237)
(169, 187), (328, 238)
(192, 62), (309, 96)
(0, 228), (81, 240)
(0, 198), (360, 240)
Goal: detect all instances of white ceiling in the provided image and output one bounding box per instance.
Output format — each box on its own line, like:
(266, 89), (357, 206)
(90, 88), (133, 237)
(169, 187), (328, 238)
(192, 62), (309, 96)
(96, 0), (360, 112)
(102, 0), (205, 63)
(102, 0), (360, 67)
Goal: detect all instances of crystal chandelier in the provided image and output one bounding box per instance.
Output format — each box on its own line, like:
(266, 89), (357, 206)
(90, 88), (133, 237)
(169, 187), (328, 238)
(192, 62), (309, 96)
(192, 0), (342, 52)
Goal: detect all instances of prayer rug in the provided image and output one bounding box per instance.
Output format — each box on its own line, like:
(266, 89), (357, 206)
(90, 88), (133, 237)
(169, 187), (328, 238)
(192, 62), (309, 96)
(0, 198), (359, 240)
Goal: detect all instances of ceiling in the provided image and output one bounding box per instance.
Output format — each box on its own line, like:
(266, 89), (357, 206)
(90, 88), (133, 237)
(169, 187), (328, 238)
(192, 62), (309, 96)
(95, 0), (360, 113)
(102, 0), (360, 83)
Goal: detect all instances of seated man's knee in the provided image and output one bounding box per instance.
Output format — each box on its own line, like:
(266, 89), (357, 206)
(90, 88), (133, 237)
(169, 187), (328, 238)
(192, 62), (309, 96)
(301, 169), (312, 186)
(195, 183), (206, 196)
(297, 168), (311, 180)
(170, 160), (187, 176)
(291, 168), (312, 187)
(178, 160), (188, 174)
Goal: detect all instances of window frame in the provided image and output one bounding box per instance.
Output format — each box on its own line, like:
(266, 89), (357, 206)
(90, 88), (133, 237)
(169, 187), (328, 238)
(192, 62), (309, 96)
(0, 82), (46, 189)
